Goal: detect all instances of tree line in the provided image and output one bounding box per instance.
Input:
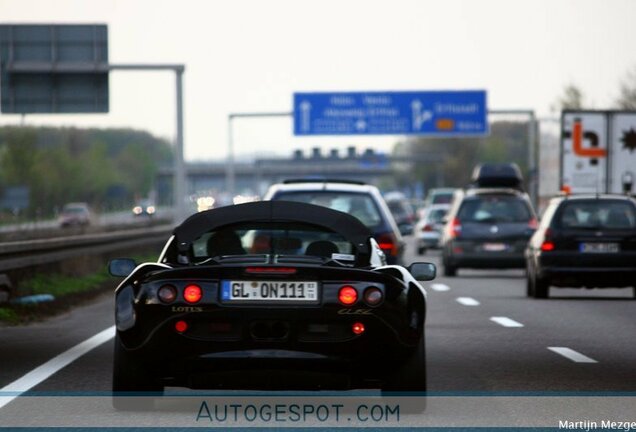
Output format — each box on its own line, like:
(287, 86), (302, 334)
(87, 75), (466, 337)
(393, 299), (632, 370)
(0, 126), (173, 218)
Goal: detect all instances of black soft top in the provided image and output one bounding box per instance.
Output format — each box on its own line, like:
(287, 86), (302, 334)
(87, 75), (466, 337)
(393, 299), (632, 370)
(173, 200), (372, 257)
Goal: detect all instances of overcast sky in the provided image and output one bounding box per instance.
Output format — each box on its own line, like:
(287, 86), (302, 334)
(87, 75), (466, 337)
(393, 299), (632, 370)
(1, 0), (635, 161)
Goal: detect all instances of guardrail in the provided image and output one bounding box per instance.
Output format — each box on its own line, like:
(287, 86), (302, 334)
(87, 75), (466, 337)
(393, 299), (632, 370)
(0, 225), (173, 272)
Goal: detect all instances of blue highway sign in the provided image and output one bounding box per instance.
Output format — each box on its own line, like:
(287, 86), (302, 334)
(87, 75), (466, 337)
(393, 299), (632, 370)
(293, 90), (487, 136)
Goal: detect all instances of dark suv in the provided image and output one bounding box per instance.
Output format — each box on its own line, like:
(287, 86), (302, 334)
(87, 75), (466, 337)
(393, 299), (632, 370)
(525, 194), (636, 299)
(440, 164), (537, 276)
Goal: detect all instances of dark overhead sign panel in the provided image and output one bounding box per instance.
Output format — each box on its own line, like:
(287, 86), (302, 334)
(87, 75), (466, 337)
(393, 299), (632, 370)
(0, 24), (109, 113)
(293, 90), (487, 136)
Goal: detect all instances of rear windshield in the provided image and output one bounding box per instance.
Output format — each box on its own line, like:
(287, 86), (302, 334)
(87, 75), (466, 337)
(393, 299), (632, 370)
(431, 193), (453, 204)
(458, 195), (532, 223)
(388, 200), (413, 219)
(557, 200), (636, 230)
(272, 191), (383, 229)
(427, 208), (447, 222)
(191, 221), (355, 262)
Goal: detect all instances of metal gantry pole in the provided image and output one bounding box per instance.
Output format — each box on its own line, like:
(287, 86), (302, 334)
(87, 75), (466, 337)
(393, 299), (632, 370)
(174, 67), (186, 223)
(109, 64), (187, 224)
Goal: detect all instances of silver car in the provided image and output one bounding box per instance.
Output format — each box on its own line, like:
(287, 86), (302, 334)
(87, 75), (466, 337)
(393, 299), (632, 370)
(415, 204), (449, 254)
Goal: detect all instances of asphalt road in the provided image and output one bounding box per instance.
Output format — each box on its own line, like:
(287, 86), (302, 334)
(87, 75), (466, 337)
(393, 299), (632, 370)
(1, 237), (635, 426)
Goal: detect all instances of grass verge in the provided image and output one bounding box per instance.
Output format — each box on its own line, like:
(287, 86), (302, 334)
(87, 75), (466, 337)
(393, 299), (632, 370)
(0, 254), (156, 326)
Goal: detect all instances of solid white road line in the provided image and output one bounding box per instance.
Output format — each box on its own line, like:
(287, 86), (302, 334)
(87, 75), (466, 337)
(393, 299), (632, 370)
(456, 297), (480, 306)
(0, 325), (116, 410)
(548, 347), (598, 363)
(490, 316), (524, 327)
(430, 283), (450, 292)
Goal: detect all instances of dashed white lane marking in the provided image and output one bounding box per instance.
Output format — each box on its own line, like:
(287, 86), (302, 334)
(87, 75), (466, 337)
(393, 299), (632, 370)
(490, 316), (524, 327)
(548, 347), (598, 363)
(456, 297), (480, 306)
(430, 283), (450, 292)
(0, 325), (116, 410)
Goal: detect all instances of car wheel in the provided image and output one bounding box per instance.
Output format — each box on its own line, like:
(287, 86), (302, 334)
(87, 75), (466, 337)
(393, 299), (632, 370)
(112, 334), (163, 410)
(443, 263), (457, 277)
(532, 275), (550, 299)
(525, 263), (534, 297)
(382, 334), (427, 393)
(417, 246), (426, 255)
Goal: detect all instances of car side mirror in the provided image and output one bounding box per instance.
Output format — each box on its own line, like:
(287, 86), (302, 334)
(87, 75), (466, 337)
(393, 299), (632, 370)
(108, 258), (137, 277)
(408, 262), (436, 281)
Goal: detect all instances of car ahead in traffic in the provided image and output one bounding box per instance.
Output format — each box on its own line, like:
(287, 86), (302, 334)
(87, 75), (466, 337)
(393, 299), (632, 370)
(415, 204), (449, 255)
(58, 202), (92, 227)
(264, 179), (406, 265)
(385, 195), (417, 236)
(108, 201), (435, 407)
(423, 188), (455, 208)
(133, 199), (156, 217)
(525, 194), (636, 299)
(440, 163), (537, 276)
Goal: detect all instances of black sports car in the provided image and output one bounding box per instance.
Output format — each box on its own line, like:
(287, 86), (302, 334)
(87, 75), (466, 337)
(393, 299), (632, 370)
(109, 201), (435, 400)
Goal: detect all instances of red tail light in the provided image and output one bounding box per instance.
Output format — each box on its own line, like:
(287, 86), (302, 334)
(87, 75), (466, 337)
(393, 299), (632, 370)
(245, 267), (297, 275)
(421, 224), (434, 232)
(528, 218), (538, 229)
(449, 217), (462, 239)
(183, 284), (202, 303)
(175, 320), (188, 333)
(377, 233), (398, 256)
(352, 322), (365, 335)
(540, 228), (555, 251)
(338, 286), (358, 305)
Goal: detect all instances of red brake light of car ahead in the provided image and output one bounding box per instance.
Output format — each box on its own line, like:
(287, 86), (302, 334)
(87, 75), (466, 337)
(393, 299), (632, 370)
(352, 322), (365, 335)
(541, 241), (555, 251)
(540, 228), (555, 251)
(449, 217), (462, 238)
(338, 286), (358, 305)
(421, 224), (434, 232)
(377, 233), (398, 256)
(183, 284), (203, 303)
(245, 267), (297, 275)
(528, 218), (538, 229)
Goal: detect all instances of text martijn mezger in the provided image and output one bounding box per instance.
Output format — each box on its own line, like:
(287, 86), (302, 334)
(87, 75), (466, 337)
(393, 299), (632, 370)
(559, 420), (636, 431)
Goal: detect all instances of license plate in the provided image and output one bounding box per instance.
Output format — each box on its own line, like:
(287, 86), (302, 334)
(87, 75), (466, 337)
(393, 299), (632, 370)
(483, 243), (508, 252)
(579, 242), (620, 253)
(221, 280), (319, 303)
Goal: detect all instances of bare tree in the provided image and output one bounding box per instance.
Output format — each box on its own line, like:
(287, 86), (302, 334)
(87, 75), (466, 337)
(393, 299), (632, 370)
(616, 65), (636, 110)
(552, 84), (586, 112)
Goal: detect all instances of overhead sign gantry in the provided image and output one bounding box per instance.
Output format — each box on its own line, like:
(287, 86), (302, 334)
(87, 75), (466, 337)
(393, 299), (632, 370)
(293, 90), (488, 136)
(0, 24), (188, 223)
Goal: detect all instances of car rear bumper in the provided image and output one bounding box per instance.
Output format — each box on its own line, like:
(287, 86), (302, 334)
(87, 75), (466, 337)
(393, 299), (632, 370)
(445, 239), (528, 268)
(417, 236), (440, 249)
(446, 251), (525, 269)
(538, 266), (636, 288)
(120, 320), (415, 389)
